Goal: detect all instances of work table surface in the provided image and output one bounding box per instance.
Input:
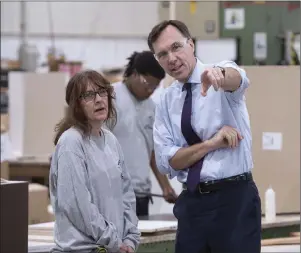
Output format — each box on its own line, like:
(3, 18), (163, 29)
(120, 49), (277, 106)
(28, 214), (300, 253)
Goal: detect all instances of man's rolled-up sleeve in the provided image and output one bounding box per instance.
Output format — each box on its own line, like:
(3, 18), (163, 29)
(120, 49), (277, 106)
(153, 96), (181, 179)
(217, 60), (250, 103)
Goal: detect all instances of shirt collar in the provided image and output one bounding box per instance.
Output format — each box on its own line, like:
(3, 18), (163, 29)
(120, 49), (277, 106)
(178, 58), (205, 90)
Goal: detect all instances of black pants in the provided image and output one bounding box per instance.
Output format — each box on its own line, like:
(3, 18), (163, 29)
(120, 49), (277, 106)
(136, 196), (150, 217)
(173, 180), (261, 253)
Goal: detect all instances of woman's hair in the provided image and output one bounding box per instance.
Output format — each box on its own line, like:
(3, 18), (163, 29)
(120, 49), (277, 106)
(53, 70), (117, 145)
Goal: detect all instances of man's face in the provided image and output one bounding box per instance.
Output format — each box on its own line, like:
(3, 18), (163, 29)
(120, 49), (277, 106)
(152, 25), (196, 82)
(130, 73), (161, 100)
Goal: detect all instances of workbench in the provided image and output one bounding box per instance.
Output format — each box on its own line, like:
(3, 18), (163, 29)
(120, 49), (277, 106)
(8, 157), (50, 186)
(28, 214), (300, 253)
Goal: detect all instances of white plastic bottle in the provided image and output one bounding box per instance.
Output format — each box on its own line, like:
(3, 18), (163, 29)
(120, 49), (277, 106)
(265, 185), (276, 222)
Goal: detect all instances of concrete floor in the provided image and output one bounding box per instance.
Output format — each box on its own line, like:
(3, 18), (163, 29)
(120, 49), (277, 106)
(261, 245), (300, 252)
(28, 242), (301, 253)
(28, 244), (301, 253)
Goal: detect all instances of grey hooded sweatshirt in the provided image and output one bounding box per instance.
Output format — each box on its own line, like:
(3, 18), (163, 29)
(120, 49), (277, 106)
(49, 127), (140, 252)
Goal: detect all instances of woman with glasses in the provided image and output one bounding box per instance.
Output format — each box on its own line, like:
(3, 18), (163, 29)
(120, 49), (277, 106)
(49, 70), (140, 253)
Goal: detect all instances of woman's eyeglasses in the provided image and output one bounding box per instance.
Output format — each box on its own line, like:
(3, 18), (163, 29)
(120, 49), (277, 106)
(80, 89), (108, 102)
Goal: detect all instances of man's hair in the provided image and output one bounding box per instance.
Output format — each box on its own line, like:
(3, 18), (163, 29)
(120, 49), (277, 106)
(147, 20), (192, 52)
(123, 51), (165, 80)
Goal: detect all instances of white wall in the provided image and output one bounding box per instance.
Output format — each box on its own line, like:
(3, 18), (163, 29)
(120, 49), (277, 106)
(1, 1), (159, 37)
(1, 36), (149, 70)
(1, 37), (237, 70)
(196, 39), (237, 64)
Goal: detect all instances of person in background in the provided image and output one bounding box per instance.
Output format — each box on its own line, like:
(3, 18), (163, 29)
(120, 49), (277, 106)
(49, 70), (140, 253)
(147, 20), (261, 253)
(108, 51), (178, 218)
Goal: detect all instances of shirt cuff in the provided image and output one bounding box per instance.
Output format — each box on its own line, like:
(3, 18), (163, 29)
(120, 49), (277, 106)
(162, 146), (181, 179)
(216, 61), (249, 103)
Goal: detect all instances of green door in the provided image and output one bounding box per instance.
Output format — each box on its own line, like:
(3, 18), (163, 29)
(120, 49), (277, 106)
(219, 2), (300, 65)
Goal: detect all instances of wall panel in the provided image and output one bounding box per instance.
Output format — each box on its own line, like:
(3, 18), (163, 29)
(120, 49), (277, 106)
(1, 2), (159, 37)
(245, 66), (300, 213)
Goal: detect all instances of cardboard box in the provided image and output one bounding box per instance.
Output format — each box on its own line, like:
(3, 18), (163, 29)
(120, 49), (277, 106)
(0, 113), (9, 133)
(28, 183), (51, 224)
(0, 161), (9, 179)
(0, 180), (28, 253)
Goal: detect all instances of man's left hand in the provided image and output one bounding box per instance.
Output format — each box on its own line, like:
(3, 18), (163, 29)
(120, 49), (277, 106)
(163, 186), (178, 203)
(201, 67), (225, 97)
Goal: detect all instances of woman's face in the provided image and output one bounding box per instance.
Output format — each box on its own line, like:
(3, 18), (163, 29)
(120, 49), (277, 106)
(80, 84), (109, 124)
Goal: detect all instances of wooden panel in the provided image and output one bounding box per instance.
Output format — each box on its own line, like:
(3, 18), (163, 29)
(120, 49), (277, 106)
(261, 236), (300, 246)
(244, 66), (300, 213)
(8, 72), (68, 157)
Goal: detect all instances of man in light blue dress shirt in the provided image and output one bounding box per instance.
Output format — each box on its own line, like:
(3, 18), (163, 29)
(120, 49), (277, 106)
(147, 20), (261, 253)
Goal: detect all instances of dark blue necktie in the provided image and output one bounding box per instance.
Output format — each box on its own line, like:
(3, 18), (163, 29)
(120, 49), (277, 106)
(181, 83), (203, 192)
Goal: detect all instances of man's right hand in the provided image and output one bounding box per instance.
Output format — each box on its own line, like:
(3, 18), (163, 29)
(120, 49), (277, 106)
(210, 126), (243, 149)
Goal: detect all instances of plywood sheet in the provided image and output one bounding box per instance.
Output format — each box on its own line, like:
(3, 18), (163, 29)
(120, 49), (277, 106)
(138, 220), (177, 233)
(28, 235), (53, 242)
(244, 66), (300, 214)
(29, 222), (54, 230)
(261, 236), (300, 246)
(8, 72), (68, 157)
(262, 215), (300, 228)
(261, 244), (301, 252)
(29, 215), (300, 232)
(29, 220), (178, 234)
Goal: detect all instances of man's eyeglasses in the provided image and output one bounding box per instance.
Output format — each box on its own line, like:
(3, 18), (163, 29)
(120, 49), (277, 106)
(154, 38), (189, 62)
(139, 75), (158, 90)
(80, 89), (108, 102)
